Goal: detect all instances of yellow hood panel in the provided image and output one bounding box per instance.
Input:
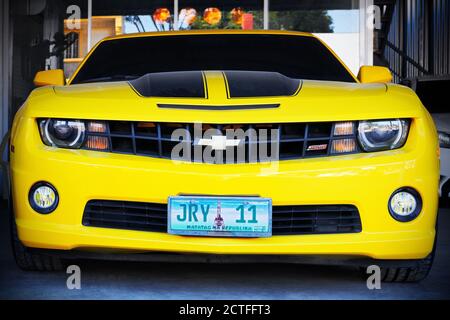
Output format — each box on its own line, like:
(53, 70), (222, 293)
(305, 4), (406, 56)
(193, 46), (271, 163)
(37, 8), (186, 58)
(24, 76), (424, 124)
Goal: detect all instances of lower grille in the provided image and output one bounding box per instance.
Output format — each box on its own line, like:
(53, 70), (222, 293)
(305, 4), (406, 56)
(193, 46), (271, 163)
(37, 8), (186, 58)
(271, 205), (362, 234)
(83, 200), (167, 233)
(83, 200), (361, 236)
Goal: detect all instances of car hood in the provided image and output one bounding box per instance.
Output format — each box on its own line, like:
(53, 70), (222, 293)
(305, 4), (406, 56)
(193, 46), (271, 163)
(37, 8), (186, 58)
(26, 70), (426, 123)
(59, 70), (386, 99)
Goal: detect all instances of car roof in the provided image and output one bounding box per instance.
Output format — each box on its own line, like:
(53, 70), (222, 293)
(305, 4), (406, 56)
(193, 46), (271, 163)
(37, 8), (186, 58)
(101, 29), (315, 42)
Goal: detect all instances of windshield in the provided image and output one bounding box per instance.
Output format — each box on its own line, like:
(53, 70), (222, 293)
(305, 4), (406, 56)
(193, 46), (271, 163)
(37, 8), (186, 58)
(70, 33), (356, 84)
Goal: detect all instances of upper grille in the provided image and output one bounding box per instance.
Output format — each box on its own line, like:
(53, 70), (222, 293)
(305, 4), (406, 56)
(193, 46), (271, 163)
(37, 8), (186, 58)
(82, 200), (362, 236)
(82, 121), (360, 163)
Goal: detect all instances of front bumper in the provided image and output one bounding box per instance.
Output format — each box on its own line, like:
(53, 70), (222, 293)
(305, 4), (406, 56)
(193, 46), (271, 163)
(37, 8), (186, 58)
(10, 117), (439, 260)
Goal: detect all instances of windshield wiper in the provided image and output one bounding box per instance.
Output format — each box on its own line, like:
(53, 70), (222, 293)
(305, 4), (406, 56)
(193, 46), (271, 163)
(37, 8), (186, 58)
(76, 75), (140, 84)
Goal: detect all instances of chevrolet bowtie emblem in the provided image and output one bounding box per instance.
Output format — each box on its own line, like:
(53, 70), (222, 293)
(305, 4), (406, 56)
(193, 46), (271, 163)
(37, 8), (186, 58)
(196, 136), (242, 150)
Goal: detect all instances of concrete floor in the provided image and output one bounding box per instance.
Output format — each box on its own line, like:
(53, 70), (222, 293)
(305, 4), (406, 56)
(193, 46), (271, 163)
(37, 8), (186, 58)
(1, 204), (449, 300)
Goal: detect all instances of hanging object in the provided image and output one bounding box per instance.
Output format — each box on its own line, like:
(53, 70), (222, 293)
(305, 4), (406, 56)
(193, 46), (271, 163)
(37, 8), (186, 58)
(231, 7), (244, 25)
(153, 8), (171, 24)
(179, 8), (197, 29)
(242, 13), (254, 30)
(203, 7), (222, 25)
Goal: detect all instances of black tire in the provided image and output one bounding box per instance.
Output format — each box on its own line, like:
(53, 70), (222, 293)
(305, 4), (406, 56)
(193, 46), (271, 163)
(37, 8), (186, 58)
(379, 253), (434, 282)
(8, 196), (64, 272)
(360, 252), (434, 283)
(362, 211), (439, 283)
(440, 180), (450, 208)
(361, 227), (436, 283)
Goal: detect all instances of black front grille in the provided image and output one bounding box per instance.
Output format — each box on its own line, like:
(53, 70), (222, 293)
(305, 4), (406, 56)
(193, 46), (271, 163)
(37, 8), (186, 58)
(82, 121), (360, 163)
(83, 200), (362, 236)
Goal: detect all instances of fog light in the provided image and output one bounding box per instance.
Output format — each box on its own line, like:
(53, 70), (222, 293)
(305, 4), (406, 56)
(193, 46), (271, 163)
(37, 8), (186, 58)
(29, 182), (59, 214)
(388, 188), (422, 222)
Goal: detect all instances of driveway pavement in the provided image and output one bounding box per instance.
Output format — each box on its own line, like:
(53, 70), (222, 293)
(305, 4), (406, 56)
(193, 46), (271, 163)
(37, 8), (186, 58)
(1, 203), (449, 300)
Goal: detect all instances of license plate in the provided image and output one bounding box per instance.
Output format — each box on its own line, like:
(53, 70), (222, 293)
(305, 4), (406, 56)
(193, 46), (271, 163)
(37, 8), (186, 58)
(168, 196), (272, 237)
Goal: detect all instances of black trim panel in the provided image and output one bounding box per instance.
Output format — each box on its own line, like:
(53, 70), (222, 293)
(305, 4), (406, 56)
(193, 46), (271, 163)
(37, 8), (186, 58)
(157, 104), (280, 110)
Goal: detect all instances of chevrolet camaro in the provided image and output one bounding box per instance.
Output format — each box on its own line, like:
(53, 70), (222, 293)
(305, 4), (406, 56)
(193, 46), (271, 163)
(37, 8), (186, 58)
(6, 30), (439, 282)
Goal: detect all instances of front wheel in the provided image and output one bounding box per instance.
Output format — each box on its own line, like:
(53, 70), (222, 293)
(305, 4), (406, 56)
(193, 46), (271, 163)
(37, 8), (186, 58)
(379, 253), (434, 282)
(9, 197), (64, 271)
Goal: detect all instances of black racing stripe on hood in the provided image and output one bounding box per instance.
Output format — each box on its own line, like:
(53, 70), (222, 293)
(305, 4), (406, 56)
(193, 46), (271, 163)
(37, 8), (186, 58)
(129, 71), (206, 98)
(223, 71), (301, 98)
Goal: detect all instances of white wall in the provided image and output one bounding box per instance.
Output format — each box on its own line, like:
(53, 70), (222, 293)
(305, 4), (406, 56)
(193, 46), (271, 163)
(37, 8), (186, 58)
(314, 33), (361, 77)
(314, 0), (374, 78)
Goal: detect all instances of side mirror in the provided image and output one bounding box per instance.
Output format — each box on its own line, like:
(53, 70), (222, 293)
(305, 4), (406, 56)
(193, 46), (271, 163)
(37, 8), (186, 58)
(33, 69), (66, 87)
(357, 66), (392, 83)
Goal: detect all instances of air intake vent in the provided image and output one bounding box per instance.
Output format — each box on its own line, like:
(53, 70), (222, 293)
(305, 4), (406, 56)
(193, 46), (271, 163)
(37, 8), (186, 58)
(83, 200), (362, 236)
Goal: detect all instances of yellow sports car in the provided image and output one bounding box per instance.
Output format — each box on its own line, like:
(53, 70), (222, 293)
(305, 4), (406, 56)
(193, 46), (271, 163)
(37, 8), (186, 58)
(7, 30), (439, 282)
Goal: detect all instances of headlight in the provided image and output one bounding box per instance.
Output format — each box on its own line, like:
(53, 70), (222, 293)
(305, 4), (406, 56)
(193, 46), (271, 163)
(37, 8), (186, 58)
(39, 119), (86, 148)
(358, 119), (409, 152)
(438, 131), (450, 149)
